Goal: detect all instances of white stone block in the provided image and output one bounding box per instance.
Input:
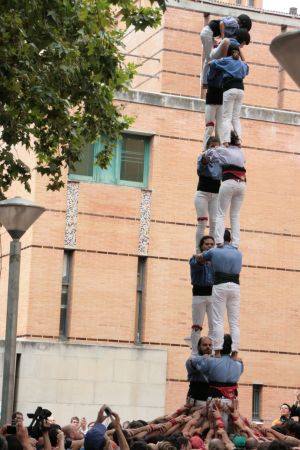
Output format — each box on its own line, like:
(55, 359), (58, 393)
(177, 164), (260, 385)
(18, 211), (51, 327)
(94, 381), (132, 406)
(95, 359), (114, 381)
(133, 383), (165, 407)
(77, 358), (98, 381)
(113, 359), (150, 383)
(17, 378), (57, 403)
(56, 379), (94, 403)
(147, 362), (167, 384)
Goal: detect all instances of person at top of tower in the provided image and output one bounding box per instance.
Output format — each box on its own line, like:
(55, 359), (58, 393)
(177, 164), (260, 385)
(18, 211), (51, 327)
(200, 14), (251, 85)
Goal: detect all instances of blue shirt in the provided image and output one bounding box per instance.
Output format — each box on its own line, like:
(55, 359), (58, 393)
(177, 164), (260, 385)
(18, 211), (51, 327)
(190, 256), (214, 287)
(211, 57), (249, 81)
(204, 145), (245, 168)
(192, 355), (243, 383)
(203, 244), (242, 274)
(186, 357), (209, 383)
(197, 154), (222, 180)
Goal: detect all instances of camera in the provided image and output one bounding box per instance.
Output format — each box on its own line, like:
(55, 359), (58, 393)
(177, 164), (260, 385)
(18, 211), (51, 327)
(6, 419), (16, 435)
(49, 424), (72, 450)
(27, 406), (52, 439)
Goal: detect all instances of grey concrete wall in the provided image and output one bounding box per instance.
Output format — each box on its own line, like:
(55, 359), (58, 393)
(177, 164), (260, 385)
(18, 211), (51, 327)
(116, 89), (300, 126)
(0, 340), (167, 425)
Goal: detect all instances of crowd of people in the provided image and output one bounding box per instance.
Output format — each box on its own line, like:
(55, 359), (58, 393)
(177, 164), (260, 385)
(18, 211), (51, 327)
(1, 394), (300, 450)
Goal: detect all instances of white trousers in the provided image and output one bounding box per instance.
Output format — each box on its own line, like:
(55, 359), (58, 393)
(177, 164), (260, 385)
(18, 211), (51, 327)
(214, 179), (246, 248)
(223, 88), (244, 143)
(211, 283), (240, 352)
(203, 104), (224, 150)
(194, 190), (219, 252)
(200, 26), (214, 84)
(191, 295), (214, 356)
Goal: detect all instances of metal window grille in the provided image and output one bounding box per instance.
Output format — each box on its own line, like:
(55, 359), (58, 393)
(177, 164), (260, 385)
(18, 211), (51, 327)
(120, 137), (146, 183)
(252, 384), (262, 421)
(134, 256), (147, 344)
(59, 251), (73, 338)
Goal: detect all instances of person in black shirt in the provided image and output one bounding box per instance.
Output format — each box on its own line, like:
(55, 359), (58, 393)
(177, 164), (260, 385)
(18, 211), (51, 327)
(195, 137), (221, 252)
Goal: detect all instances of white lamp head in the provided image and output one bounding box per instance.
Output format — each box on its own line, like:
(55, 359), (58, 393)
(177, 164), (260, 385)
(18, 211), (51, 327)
(0, 197), (45, 239)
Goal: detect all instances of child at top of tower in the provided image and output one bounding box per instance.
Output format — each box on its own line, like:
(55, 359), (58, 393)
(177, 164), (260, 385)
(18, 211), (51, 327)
(200, 14), (252, 86)
(208, 14), (252, 40)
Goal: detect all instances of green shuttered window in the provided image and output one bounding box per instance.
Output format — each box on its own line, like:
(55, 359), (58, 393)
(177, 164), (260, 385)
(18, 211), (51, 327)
(69, 134), (150, 188)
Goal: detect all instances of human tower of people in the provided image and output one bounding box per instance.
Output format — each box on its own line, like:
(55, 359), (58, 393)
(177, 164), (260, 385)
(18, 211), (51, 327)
(188, 12), (251, 361)
(186, 10), (251, 427)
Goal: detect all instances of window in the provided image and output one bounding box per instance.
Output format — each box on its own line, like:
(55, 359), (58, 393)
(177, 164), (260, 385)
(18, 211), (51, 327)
(248, 0), (254, 7)
(69, 134), (150, 188)
(252, 384), (262, 421)
(134, 256), (147, 345)
(60, 250), (73, 338)
(236, 0), (242, 5)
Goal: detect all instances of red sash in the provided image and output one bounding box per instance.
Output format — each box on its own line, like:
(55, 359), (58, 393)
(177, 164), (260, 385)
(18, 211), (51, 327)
(210, 385), (237, 400)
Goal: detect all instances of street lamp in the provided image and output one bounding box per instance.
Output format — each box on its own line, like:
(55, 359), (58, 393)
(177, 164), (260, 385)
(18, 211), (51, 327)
(0, 197), (45, 424)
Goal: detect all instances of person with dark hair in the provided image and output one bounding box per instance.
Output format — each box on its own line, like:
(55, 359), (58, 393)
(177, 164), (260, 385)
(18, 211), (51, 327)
(85, 406), (129, 450)
(267, 441), (292, 450)
(189, 236), (215, 354)
(235, 28), (251, 46)
(130, 441), (149, 450)
(200, 14), (252, 85)
(191, 334), (243, 400)
(195, 137), (222, 250)
(186, 336), (212, 406)
(272, 405), (293, 427)
(209, 27), (251, 68)
(6, 421), (35, 450)
(203, 132), (246, 248)
(257, 443), (271, 450)
(290, 391), (300, 421)
(196, 230), (242, 357)
(284, 421), (300, 440)
(11, 412), (24, 424)
(209, 48), (249, 146)
(164, 434), (191, 450)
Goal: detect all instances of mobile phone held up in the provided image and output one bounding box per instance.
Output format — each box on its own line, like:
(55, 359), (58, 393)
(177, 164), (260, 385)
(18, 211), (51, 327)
(104, 406), (112, 417)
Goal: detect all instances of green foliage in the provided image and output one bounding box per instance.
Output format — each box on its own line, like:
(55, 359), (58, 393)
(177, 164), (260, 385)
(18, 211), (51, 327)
(0, 0), (166, 197)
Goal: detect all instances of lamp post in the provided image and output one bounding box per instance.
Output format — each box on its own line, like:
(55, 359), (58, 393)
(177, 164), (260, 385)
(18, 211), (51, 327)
(0, 197), (45, 424)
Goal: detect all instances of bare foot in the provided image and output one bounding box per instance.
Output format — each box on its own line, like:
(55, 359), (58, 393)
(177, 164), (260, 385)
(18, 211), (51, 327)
(231, 351), (238, 360)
